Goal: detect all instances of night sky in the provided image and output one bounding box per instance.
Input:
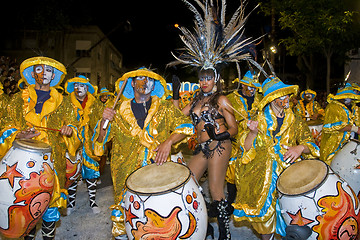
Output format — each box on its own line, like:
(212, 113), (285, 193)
(2, 0), (266, 77)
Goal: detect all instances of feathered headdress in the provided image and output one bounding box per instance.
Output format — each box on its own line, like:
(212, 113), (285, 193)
(168, 0), (262, 78)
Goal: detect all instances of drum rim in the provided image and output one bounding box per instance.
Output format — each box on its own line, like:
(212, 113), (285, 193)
(13, 139), (52, 152)
(276, 159), (329, 196)
(125, 162), (191, 195)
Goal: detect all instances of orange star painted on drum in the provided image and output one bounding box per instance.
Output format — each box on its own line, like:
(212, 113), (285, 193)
(0, 163), (23, 188)
(355, 159), (360, 169)
(287, 209), (314, 226)
(124, 205), (137, 228)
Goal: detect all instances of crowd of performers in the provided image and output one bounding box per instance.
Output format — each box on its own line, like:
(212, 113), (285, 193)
(1, 1), (360, 240)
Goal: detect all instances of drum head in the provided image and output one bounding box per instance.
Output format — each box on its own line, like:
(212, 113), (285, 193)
(126, 162), (190, 194)
(13, 139), (52, 152)
(277, 159), (328, 196)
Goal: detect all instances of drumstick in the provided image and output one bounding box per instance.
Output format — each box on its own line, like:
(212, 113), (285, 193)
(33, 125), (61, 132)
(102, 78), (129, 129)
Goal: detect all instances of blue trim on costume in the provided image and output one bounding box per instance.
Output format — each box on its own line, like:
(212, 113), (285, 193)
(142, 148), (149, 167)
(229, 157), (237, 163)
(239, 95), (250, 119)
(42, 207), (60, 222)
(323, 121), (344, 129)
(264, 105), (274, 138)
(276, 199), (287, 236)
(0, 128), (18, 144)
(175, 123), (195, 134)
(146, 125), (153, 139)
(233, 160), (278, 218)
(81, 144), (100, 179)
(307, 141), (320, 152)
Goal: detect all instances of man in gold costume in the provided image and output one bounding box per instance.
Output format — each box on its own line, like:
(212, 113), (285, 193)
(0, 56), (80, 240)
(320, 83), (360, 165)
(92, 68), (194, 240)
(225, 70), (262, 205)
(294, 89), (324, 121)
(64, 75), (103, 215)
(233, 76), (320, 240)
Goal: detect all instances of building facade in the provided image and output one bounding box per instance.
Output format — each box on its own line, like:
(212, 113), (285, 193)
(0, 25), (123, 92)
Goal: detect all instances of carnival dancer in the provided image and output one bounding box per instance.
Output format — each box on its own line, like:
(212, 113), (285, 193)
(0, 56), (80, 240)
(233, 76), (320, 240)
(225, 70), (262, 206)
(64, 76), (103, 215)
(168, 0), (263, 238)
(92, 68), (194, 240)
(320, 83), (360, 165)
(97, 87), (115, 174)
(294, 89), (324, 121)
(98, 87), (114, 105)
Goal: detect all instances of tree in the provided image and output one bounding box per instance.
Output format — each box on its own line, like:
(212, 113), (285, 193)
(259, 0), (359, 93)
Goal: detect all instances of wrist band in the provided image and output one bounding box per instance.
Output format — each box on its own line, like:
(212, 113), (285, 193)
(351, 126), (359, 133)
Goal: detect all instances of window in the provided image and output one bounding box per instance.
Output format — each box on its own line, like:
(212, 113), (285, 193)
(76, 40), (91, 57)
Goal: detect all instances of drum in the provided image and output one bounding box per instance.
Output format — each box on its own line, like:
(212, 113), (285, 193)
(170, 151), (186, 165)
(277, 159), (360, 240)
(307, 119), (323, 147)
(0, 139), (54, 238)
(65, 149), (83, 188)
(331, 139), (360, 196)
(123, 162), (207, 240)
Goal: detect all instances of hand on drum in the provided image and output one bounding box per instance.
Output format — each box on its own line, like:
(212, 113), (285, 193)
(153, 139), (172, 165)
(16, 128), (40, 139)
(283, 144), (305, 163)
(60, 125), (73, 137)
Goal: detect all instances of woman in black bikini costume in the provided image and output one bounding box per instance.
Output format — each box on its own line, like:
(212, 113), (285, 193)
(181, 68), (238, 239)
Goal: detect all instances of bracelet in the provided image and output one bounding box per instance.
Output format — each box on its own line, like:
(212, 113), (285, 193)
(351, 126), (359, 133)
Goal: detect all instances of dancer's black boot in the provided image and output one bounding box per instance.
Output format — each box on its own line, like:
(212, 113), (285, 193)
(226, 182), (237, 205)
(41, 220), (56, 240)
(215, 199), (232, 240)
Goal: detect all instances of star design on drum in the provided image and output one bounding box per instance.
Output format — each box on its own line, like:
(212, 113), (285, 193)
(0, 163), (23, 188)
(287, 209), (314, 226)
(125, 205), (138, 228)
(355, 159), (360, 169)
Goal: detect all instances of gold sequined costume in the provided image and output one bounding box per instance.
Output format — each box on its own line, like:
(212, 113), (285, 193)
(0, 57), (80, 211)
(294, 89), (324, 121)
(233, 77), (320, 236)
(92, 68), (194, 237)
(320, 84), (360, 165)
(225, 73), (262, 184)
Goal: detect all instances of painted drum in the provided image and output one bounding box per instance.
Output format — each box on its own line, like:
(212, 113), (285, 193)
(307, 120), (323, 147)
(65, 149), (83, 188)
(277, 159), (360, 240)
(170, 151), (186, 165)
(123, 162), (207, 240)
(0, 139), (54, 238)
(331, 139), (360, 197)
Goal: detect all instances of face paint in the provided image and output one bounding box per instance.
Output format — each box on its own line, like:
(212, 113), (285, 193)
(134, 76), (155, 95)
(304, 93), (313, 101)
(198, 70), (215, 93)
(274, 95), (290, 109)
(74, 83), (88, 98)
(242, 84), (256, 97)
(344, 98), (352, 105)
(33, 65), (54, 85)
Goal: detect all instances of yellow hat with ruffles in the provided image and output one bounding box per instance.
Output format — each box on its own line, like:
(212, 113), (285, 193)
(20, 56), (66, 87)
(115, 68), (170, 100)
(257, 76), (299, 111)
